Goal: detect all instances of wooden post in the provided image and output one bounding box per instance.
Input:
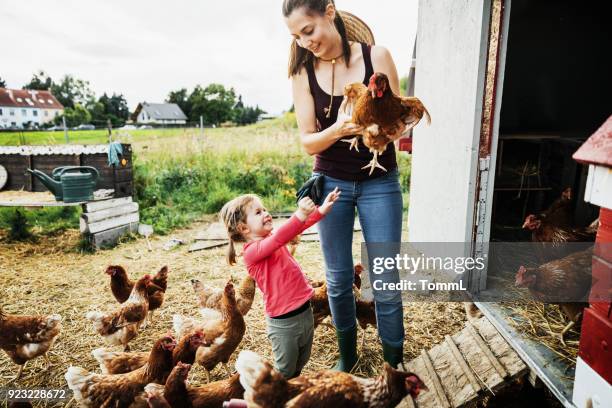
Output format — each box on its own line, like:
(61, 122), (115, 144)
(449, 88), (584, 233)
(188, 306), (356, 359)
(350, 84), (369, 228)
(107, 119), (112, 143)
(62, 116), (69, 143)
(200, 115), (204, 138)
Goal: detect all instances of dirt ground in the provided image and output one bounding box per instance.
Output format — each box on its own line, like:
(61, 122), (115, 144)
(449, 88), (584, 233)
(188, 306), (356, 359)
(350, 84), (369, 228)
(0, 218), (560, 407)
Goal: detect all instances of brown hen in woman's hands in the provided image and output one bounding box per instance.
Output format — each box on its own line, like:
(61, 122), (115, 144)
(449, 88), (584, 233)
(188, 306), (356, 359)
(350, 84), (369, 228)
(343, 72), (431, 174)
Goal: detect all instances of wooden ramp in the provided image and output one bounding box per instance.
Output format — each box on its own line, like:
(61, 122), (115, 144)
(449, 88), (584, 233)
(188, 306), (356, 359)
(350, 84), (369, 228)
(398, 316), (528, 408)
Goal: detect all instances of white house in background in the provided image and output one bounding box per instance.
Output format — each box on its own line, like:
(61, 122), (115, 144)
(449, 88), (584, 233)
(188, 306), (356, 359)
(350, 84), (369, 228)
(131, 102), (187, 125)
(0, 88), (64, 129)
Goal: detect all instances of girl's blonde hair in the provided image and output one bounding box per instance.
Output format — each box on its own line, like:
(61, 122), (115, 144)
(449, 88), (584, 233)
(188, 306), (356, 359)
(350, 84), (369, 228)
(219, 194), (260, 265)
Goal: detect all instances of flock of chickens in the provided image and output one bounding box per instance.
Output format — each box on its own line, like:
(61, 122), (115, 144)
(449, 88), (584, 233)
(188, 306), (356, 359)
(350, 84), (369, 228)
(1, 262), (425, 407)
(516, 187), (600, 344)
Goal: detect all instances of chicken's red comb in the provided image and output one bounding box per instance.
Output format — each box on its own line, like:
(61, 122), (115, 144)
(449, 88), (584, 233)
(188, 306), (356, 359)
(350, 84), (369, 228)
(517, 266), (526, 275)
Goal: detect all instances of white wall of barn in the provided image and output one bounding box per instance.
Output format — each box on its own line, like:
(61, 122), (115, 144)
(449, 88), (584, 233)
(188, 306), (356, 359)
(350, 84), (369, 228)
(408, 0), (492, 244)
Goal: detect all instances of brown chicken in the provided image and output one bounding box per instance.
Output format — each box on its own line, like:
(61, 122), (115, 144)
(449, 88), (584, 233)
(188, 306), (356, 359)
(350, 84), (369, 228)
(65, 334), (177, 407)
(195, 281), (246, 382)
(311, 264), (364, 329)
(523, 212), (598, 263)
(543, 188), (574, 227)
(0, 307), (62, 379)
(236, 350), (426, 408)
(355, 298), (376, 348)
(106, 265), (169, 324)
(347, 72), (431, 174)
(340, 82), (369, 152)
(191, 274), (256, 316)
(143, 388), (171, 408)
(150, 362), (244, 408)
(86, 275), (151, 351)
(93, 330), (206, 375)
(515, 248), (593, 345)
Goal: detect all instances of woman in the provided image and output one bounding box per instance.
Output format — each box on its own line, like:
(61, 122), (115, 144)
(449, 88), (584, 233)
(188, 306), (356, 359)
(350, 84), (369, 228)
(283, 0), (406, 371)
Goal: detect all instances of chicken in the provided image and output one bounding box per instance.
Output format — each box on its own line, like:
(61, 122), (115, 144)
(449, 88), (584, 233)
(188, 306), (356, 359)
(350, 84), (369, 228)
(150, 362), (244, 408)
(311, 264), (364, 329)
(191, 274), (256, 316)
(195, 281), (246, 382)
(144, 388), (171, 408)
(355, 298), (376, 349)
(92, 330), (206, 375)
(106, 265), (169, 325)
(542, 188), (574, 227)
(515, 248), (593, 345)
(340, 83), (368, 152)
(65, 334), (177, 408)
(347, 72), (430, 174)
(0, 307), (62, 380)
(236, 350), (426, 408)
(523, 212), (598, 263)
(87, 275), (151, 351)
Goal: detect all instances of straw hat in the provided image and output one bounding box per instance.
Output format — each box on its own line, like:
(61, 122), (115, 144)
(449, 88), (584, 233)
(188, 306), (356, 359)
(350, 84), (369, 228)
(288, 10), (375, 75)
(338, 10), (375, 45)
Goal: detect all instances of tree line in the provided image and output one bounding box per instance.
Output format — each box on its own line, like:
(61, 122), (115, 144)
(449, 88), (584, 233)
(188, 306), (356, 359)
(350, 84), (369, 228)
(0, 72), (265, 128)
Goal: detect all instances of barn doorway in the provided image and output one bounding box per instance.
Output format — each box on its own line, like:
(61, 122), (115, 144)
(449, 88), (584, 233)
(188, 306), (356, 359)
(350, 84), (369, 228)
(490, 0), (611, 242)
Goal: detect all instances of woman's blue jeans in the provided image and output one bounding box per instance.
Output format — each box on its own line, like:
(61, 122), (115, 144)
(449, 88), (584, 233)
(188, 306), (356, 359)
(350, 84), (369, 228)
(314, 168), (404, 348)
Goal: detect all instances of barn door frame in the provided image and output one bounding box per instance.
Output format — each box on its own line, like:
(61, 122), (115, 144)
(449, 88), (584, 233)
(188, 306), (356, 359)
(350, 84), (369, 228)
(469, 0), (511, 292)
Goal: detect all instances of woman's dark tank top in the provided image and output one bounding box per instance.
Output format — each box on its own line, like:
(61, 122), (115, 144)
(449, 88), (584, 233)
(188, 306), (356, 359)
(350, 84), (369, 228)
(306, 42), (397, 181)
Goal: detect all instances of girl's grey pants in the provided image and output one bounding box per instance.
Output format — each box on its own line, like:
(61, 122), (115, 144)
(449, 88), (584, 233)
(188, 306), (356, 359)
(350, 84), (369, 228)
(266, 305), (314, 378)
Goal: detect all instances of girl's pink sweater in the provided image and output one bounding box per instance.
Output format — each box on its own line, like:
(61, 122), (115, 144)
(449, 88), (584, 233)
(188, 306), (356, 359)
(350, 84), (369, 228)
(243, 209), (324, 317)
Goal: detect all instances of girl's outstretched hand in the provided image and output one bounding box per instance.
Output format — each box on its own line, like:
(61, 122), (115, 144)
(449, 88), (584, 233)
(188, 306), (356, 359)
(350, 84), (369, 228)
(319, 187), (341, 215)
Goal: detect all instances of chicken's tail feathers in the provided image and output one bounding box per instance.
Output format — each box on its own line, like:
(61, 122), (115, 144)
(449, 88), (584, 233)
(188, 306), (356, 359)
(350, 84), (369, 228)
(199, 307), (223, 322)
(144, 382), (165, 395)
(235, 350), (270, 395)
(86, 310), (105, 321)
(91, 348), (120, 373)
(65, 366), (94, 399)
(172, 314), (194, 337)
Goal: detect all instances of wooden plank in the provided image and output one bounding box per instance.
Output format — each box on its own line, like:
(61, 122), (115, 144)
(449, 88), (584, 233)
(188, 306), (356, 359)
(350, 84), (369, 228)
(81, 202), (139, 223)
(188, 240), (227, 252)
(420, 350), (452, 408)
(90, 222), (138, 249)
(466, 321), (508, 378)
(444, 335), (482, 393)
(86, 212), (139, 234)
(84, 196), (132, 212)
(473, 317), (526, 377)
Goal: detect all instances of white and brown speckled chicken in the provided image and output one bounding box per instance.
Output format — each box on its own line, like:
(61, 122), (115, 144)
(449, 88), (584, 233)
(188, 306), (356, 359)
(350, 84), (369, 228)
(344, 72), (431, 174)
(0, 306), (62, 380)
(86, 275), (151, 351)
(236, 350), (426, 408)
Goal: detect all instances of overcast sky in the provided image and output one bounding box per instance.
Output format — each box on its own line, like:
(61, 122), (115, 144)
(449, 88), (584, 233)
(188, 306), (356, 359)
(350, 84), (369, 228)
(1, 0), (418, 114)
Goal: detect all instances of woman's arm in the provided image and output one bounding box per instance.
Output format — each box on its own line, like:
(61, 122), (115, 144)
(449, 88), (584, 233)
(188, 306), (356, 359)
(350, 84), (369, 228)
(292, 69), (363, 155)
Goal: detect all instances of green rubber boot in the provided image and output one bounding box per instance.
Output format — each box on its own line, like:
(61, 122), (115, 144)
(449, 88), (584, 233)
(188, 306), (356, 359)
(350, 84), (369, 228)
(333, 325), (359, 372)
(382, 341), (404, 368)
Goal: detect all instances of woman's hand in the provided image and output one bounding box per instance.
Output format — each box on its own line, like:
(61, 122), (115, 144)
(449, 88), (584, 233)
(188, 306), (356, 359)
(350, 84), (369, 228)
(318, 187), (341, 215)
(333, 97), (364, 139)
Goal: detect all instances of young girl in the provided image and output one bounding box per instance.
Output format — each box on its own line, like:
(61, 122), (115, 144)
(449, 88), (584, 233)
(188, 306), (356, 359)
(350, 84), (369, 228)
(220, 188), (340, 378)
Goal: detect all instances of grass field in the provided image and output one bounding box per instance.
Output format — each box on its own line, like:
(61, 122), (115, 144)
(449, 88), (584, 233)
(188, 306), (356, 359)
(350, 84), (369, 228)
(0, 114), (411, 237)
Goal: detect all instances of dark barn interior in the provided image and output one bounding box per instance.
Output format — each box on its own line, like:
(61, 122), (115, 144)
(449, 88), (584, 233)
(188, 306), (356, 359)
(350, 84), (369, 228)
(490, 0), (612, 241)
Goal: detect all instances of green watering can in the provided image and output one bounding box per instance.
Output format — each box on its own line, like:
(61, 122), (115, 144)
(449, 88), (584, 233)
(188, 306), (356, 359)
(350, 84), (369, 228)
(27, 166), (99, 203)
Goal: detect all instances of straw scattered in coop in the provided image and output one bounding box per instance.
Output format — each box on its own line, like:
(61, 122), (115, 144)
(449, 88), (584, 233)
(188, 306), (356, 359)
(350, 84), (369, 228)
(1, 221), (466, 407)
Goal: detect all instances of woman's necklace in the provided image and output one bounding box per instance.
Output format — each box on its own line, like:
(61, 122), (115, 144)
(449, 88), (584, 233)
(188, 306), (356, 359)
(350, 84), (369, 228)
(319, 52), (344, 118)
